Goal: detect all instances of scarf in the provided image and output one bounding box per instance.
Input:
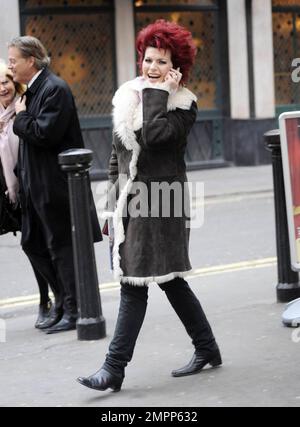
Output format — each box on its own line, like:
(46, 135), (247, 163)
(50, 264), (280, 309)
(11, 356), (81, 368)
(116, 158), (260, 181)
(0, 97), (19, 203)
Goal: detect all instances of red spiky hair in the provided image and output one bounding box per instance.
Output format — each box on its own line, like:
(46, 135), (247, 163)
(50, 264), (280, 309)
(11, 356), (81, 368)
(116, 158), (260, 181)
(136, 19), (197, 84)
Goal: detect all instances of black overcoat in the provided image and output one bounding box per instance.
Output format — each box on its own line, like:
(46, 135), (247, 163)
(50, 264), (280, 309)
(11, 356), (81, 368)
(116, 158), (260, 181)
(13, 68), (101, 250)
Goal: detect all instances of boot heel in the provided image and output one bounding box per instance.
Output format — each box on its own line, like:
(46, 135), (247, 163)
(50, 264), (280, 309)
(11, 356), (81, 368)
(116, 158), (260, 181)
(112, 381), (123, 392)
(210, 354), (222, 367)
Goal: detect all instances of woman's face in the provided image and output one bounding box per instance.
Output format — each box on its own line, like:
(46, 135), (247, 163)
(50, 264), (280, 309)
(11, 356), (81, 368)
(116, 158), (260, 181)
(0, 74), (16, 108)
(142, 47), (173, 84)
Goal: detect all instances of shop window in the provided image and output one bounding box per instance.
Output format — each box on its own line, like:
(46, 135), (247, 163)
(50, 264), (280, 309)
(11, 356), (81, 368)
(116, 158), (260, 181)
(23, 0), (111, 7)
(135, 0), (216, 5)
(273, 0), (300, 6)
(273, 0), (300, 106)
(20, 0), (116, 117)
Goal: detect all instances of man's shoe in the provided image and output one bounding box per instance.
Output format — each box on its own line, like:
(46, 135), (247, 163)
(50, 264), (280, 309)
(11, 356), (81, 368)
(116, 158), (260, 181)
(77, 368), (123, 392)
(44, 315), (77, 334)
(171, 348), (222, 377)
(38, 308), (63, 330)
(35, 300), (53, 329)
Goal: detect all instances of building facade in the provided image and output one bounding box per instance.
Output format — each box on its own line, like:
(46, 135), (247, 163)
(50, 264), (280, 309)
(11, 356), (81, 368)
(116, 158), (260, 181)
(0, 0), (297, 178)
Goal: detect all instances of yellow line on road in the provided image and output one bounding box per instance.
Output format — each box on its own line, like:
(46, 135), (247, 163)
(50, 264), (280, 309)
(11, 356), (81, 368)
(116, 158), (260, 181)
(0, 257), (276, 310)
(193, 190), (274, 207)
(187, 257), (277, 278)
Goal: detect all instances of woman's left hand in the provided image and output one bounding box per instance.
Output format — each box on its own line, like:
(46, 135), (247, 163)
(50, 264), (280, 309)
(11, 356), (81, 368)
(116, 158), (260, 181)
(164, 67), (182, 92)
(15, 96), (27, 114)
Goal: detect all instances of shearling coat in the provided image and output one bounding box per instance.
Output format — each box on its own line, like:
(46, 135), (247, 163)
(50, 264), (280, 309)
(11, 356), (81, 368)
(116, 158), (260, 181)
(108, 77), (197, 286)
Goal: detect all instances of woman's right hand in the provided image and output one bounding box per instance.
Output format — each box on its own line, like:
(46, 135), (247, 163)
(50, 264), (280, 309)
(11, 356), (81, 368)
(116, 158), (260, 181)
(164, 67), (182, 92)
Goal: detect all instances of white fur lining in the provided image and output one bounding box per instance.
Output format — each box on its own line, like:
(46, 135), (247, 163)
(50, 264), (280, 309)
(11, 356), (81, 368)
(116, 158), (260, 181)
(120, 270), (193, 287)
(111, 77), (196, 286)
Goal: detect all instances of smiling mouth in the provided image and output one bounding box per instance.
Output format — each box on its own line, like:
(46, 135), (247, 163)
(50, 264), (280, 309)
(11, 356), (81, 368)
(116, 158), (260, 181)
(0, 92), (9, 97)
(148, 75), (160, 79)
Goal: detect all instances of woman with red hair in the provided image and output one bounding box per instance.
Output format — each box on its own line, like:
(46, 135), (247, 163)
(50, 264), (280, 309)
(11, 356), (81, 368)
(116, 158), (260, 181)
(78, 19), (221, 392)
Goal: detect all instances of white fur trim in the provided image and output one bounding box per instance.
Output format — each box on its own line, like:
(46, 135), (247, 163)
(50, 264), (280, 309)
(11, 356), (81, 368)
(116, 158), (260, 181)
(112, 77), (197, 142)
(111, 77), (196, 285)
(112, 178), (132, 278)
(101, 211), (114, 219)
(167, 87), (197, 111)
(111, 81), (141, 279)
(120, 270), (193, 286)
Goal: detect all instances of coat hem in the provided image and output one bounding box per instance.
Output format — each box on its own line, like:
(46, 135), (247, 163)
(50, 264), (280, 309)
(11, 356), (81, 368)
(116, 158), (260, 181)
(119, 269), (193, 286)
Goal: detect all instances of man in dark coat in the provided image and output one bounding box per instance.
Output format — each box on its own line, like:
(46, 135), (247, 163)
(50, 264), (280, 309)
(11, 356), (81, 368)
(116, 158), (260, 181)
(8, 36), (101, 333)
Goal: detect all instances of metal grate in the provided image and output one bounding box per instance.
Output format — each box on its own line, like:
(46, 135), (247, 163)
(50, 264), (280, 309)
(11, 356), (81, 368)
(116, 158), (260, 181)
(273, 0), (300, 6)
(272, 5), (300, 106)
(23, 0), (111, 7)
(22, 7), (116, 117)
(135, 10), (218, 110)
(135, 0), (217, 5)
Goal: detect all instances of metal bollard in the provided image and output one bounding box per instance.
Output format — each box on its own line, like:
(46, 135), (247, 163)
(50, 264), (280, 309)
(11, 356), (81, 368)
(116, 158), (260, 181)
(264, 129), (300, 302)
(58, 148), (106, 340)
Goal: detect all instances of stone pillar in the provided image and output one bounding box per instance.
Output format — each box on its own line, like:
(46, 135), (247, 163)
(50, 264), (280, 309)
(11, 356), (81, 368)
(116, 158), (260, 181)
(252, 0), (275, 118)
(115, 0), (136, 86)
(0, 0), (20, 61)
(227, 0), (250, 119)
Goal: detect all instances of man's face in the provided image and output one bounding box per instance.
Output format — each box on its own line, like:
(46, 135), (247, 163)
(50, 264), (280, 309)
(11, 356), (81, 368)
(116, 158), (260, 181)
(8, 47), (34, 84)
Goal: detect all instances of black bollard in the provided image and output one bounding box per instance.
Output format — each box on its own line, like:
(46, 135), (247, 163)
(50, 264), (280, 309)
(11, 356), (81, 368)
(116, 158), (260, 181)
(58, 148), (106, 340)
(264, 129), (300, 302)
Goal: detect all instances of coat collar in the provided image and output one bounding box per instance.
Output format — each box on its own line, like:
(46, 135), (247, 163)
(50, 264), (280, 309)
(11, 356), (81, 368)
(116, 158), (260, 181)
(27, 67), (51, 95)
(112, 76), (197, 115)
(112, 77), (197, 151)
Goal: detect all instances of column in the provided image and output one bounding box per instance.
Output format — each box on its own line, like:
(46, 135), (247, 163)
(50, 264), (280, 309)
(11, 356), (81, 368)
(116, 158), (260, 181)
(0, 0), (20, 61)
(227, 0), (250, 119)
(252, 0), (275, 118)
(115, 0), (136, 86)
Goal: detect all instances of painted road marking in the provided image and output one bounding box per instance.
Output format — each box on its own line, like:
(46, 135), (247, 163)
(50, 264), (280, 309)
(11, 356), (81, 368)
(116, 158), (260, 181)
(0, 257), (276, 310)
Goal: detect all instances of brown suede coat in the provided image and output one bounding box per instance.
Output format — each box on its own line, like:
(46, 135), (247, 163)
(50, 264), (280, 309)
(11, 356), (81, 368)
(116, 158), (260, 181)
(107, 78), (197, 286)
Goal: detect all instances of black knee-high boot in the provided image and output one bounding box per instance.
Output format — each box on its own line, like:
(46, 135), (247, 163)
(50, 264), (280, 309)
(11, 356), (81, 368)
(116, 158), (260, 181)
(159, 277), (221, 377)
(159, 277), (216, 352)
(102, 283), (148, 378)
(77, 283), (148, 392)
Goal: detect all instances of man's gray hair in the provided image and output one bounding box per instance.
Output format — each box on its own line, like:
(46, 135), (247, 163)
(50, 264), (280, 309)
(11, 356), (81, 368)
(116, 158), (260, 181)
(8, 36), (50, 70)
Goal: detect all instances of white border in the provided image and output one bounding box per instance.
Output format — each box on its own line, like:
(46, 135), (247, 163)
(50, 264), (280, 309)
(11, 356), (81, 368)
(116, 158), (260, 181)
(279, 111), (300, 271)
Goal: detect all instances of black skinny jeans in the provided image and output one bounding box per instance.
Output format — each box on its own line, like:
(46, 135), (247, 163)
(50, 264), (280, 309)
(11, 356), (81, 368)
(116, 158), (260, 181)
(102, 277), (217, 378)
